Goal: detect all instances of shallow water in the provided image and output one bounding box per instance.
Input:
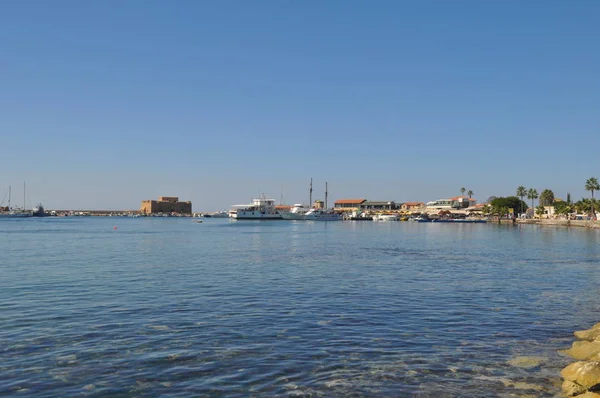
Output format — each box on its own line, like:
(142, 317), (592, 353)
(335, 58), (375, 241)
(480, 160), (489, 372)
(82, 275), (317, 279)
(2, 217), (600, 397)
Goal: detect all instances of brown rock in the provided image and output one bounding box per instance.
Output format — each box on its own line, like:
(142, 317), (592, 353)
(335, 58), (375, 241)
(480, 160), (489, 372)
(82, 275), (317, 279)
(561, 361), (600, 389)
(575, 323), (600, 341)
(562, 379), (585, 396)
(576, 392), (600, 398)
(560, 340), (600, 360)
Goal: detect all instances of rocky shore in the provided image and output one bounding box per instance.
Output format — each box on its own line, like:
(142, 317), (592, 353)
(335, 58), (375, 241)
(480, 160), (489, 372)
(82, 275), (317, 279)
(560, 322), (600, 396)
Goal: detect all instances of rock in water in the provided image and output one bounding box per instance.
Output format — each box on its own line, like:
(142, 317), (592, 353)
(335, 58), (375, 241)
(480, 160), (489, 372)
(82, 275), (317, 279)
(561, 361), (600, 390)
(576, 392), (600, 398)
(562, 379), (586, 396)
(560, 340), (600, 361)
(507, 356), (544, 369)
(575, 324), (600, 341)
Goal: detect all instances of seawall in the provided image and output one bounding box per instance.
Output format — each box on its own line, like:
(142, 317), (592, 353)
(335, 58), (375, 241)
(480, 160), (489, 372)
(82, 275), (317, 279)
(516, 219), (600, 229)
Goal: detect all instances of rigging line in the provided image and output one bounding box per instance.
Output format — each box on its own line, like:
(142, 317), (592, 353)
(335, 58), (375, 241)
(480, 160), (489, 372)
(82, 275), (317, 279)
(0, 189), (7, 207)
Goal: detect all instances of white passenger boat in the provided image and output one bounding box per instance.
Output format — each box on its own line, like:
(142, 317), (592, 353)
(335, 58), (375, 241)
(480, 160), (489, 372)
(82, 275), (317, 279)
(230, 195), (282, 220)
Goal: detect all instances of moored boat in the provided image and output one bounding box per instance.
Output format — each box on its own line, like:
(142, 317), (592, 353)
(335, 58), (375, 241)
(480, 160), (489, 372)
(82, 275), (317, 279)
(0, 184), (33, 219)
(303, 208), (342, 221)
(230, 195), (282, 220)
(372, 213), (400, 221)
(280, 204), (311, 220)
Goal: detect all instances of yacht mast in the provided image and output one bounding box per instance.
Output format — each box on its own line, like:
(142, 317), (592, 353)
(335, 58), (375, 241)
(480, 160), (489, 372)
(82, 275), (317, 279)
(8, 186), (11, 209)
(24, 181), (26, 210)
(325, 182), (328, 209)
(309, 178), (313, 207)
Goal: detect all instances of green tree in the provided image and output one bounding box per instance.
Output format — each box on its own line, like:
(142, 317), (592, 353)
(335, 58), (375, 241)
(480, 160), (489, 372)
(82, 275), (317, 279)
(567, 192), (571, 204)
(460, 187), (466, 197)
(539, 189), (555, 207)
(490, 196), (528, 217)
(467, 190), (473, 198)
(585, 177), (600, 218)
(516, 186), (527, 215)
(535, 205), (546, 218)
(574, 198), (600, 215)
(527, 188), (538, 210)
(481, 205), (491, 217)
(554, 201), (573, 217)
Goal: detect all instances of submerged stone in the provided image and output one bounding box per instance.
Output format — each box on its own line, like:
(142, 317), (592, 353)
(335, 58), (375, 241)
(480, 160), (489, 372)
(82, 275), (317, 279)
(507, 356), (544, 369)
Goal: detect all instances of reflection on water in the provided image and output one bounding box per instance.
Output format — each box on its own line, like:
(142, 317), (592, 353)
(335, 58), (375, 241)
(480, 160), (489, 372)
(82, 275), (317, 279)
(1, 218), (600, 397)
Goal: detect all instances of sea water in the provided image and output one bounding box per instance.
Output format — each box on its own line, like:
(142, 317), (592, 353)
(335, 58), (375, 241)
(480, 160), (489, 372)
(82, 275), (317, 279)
(2, 217), (600, 397)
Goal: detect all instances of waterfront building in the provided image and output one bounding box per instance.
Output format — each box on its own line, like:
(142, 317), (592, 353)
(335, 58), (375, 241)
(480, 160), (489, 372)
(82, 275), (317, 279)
(426, 196), (476, 211)
(313, 200), (324, 209)
(360, 201), (400, 211)
(401, 202), (425, 212)
(140, 196), (192, 214)
(334, 199), (367, 212)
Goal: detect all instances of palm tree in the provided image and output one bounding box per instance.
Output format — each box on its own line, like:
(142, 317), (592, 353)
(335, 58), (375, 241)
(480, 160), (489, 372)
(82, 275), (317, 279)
(467, 190), (473, 198)
(460, 187), (466, 197)
(585, 177), (600, 219)
(516, 186), (527, 215)
(527, 188), (538, 212)
(535, 205), (546, 219)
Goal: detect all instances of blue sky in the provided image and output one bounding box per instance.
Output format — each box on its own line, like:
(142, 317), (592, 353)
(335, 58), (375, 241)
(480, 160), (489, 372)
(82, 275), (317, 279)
(1, 1), (598, 210)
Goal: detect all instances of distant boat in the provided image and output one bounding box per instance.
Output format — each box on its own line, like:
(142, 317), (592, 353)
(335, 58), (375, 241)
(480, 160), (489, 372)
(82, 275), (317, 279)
(0, 184), (33, 219)
(303, 208), (342, 221)
(203, 211), (229, 218)
(230, 194), (282, 220)
(32, 203), (47, 217)
(373, 214), (400, 221)
(280, 204), (311, 220)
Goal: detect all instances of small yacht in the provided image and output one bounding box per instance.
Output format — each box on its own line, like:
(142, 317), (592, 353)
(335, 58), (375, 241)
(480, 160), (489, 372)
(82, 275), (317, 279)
(203, 211), (229, 218)
(279, 204), (311, 220)
(230, 195), (282, 220)
(373, 213), (400, 221)
(303, 208), (342, 221)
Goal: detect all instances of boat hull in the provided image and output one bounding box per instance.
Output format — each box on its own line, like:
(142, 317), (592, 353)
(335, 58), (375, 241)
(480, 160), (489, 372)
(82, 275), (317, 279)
(0, 213), (33, 218)
(231, 211), (282, 220)
(280, 212), (307, 220)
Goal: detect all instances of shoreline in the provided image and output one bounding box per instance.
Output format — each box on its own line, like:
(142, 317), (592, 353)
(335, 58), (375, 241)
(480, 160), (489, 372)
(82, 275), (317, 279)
(515, 219), (600, 229)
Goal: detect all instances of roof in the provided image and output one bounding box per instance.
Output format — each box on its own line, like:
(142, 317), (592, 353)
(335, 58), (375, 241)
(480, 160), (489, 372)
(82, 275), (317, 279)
(403, 202), (424, 206)
(362, 201), (396, 205)
(450, 196), (476, 201)
(334, 199), (367, 204)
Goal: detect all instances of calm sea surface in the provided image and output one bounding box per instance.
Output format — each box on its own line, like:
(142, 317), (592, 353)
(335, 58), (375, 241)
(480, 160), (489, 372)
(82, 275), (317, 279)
(2, 218), (600, 397)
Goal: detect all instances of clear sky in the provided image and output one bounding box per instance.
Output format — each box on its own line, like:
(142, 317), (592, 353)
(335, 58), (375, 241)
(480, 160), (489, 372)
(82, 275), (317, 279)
(1, 1), (599, 210)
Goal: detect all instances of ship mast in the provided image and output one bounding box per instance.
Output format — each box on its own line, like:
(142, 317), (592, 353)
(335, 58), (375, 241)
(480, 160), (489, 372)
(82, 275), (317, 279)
(24, 181), (26, 210)
(309, 178), (313, 207)
(8, 185), (11, 210)
(325, 182), (328, 209)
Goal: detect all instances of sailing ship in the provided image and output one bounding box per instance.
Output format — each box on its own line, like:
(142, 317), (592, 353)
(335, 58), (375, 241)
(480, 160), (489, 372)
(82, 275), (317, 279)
(279, 179), (342, 221)
(0, 183), (33, 218)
